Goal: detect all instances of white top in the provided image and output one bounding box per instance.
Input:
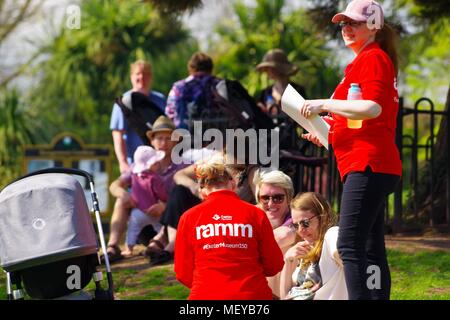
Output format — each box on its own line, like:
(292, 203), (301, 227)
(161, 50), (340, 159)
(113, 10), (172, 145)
(314, 226), (348, 300)
(280, 226), (348, 300)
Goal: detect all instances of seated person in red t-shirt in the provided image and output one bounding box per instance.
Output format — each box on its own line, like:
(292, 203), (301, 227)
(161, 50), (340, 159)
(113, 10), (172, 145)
(174, 158), (284, 300)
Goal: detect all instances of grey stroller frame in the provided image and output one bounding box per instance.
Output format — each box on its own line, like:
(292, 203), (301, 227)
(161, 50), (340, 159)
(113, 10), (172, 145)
(0, 168), (114, 300)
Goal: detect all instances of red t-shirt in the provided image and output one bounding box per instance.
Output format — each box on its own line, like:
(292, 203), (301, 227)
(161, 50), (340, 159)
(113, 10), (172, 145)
(174, 190), (284, 300)
(329, 42), (402, 180)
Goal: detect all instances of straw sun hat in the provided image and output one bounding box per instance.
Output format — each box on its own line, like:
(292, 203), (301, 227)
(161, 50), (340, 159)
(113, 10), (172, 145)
(145, 116), (176, 140)
(256, 49), (299, 76)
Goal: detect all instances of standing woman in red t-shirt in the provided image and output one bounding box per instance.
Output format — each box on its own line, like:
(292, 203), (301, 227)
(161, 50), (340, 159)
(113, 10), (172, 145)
(299, 0), (401, 300)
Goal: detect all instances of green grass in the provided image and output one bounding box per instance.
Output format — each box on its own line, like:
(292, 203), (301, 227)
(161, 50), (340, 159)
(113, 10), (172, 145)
(388, 249), (450, 300)
(0, 264), (189, 300)
(1, 249), (448, 300)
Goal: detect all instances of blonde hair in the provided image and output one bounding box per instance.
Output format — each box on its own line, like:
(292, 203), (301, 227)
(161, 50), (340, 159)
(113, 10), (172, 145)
(254, 170), (294, 204)
(290, 192), (336, 269)
(130, 60), (152, 75)
(195, 160), (233, 189)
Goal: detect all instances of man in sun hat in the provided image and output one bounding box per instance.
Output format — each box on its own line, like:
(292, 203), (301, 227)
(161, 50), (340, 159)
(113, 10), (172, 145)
(256, 48), (299, 77)
(103, 116), (186, 262)
(255, 48), (308, 149)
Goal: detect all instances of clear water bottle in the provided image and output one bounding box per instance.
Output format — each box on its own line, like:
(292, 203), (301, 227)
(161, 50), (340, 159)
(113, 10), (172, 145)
(347, 83), (363, 129)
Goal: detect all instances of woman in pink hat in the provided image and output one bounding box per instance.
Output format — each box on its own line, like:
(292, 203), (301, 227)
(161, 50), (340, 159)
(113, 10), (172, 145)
(299, 0), (401, 300)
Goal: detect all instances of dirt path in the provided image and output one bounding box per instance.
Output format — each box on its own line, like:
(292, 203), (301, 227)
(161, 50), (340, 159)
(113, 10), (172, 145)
(385, 234), (450, 253)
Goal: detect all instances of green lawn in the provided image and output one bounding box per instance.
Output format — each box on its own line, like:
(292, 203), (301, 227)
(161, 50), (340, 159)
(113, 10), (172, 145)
(388, 249), (450, 300)
(1, 249), (448, 300)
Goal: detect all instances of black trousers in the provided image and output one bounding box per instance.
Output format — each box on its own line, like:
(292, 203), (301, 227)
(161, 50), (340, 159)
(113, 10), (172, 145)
(160, 185), (201, 229)
(337, 166), (400, 300)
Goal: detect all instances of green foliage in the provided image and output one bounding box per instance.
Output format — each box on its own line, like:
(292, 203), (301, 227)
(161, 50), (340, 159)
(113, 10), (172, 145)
(210, 0), (341, 98)
(0, 89), (37, 188)
(146, 0), (203, 13)
(29, 0), (198, 144)
(400, 18), (450, 108)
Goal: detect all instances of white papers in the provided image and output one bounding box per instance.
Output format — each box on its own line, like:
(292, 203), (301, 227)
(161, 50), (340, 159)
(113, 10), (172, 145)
(281, 84), (330, 149)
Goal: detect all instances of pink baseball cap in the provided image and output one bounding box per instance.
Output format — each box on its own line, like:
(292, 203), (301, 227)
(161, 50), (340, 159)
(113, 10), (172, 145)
(132, 146), (165, 174)
(332, 0), (384, 28)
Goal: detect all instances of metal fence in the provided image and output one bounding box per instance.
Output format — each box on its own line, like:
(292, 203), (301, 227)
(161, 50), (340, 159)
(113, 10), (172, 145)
(189, 95), (449, 232)
(278, 96), (449, 232)
(392, 97), (450, 231)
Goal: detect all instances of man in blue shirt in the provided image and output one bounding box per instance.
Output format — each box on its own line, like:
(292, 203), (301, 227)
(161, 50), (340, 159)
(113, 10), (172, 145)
(110, 60), (166, 173)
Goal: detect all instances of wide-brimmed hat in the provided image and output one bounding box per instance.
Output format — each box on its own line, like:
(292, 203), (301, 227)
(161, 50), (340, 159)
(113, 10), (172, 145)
(146, 116), (176, 140)
(332, 0), (384, 29)
(132, 146), (165, 174)
(256, 49), (299, 76)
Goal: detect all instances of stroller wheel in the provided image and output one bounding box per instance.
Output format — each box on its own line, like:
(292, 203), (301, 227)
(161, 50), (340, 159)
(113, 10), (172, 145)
(94, 288), (114, 300)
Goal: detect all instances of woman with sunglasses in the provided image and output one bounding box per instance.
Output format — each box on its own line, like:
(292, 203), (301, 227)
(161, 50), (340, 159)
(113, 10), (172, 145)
(280, 192), (347, 300)
(254, 170), (297, 299)
(174, 159), (284, 300)
(299, 0), (401, 300)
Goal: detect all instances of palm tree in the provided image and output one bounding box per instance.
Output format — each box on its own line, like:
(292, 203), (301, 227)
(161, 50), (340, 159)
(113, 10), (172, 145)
(211, 0), (341, 98)
(30, 0), (197, 144)
(0, 90), (35, 187)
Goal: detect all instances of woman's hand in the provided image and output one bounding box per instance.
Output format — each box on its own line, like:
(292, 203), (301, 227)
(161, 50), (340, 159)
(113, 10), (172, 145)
(301, 133), (323, 147)
(285, 241), (313, 262)
(299, 99), (328, 118)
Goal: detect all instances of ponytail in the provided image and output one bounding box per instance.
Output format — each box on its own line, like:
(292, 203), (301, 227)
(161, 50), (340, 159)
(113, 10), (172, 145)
(375, 23), (399, 76)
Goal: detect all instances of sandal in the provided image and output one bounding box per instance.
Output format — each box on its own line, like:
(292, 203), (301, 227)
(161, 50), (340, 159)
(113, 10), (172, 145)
(149, 250), (173, 266)
(101, 245), (124, 264)
(142, 239), (165, 258)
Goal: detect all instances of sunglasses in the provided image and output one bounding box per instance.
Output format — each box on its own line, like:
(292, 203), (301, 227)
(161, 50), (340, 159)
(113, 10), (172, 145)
(259, 194), (286, 204)
(338, 21), (365, 28)
(290, 215), (320, 230)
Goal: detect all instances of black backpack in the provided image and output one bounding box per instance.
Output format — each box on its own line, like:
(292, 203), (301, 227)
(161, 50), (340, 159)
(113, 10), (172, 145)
(184, 78), (274, 134)
(115, 92), (165, 145)
(213, 79), (275, 132)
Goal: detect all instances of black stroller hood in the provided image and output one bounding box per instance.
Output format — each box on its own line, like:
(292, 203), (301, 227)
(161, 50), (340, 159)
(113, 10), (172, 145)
(0, 173), (98, 272)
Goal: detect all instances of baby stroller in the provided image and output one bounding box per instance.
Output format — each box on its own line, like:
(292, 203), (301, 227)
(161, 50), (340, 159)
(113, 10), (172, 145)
(0, 168), (114, 300)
